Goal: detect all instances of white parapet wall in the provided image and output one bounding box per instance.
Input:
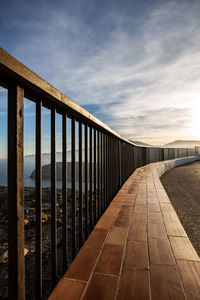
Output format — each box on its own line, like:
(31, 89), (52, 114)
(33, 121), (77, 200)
(152, 155), (200, 178)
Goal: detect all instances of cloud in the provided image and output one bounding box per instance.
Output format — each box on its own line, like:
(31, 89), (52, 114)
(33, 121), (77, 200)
(108, 107), (191, 143)
(1, 0), (200, 144)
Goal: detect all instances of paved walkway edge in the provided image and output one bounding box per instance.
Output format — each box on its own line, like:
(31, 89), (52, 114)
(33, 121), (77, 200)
(49, 156), (200, 300)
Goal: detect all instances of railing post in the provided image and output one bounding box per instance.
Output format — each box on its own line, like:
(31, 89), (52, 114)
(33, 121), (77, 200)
(93, 129), (97, 223)
(146, 147), (148, 164)
(89, 127), (93, 231)
(84, 124), (88, 240)
(162, 148), (164, 161)
(101, 132), (103, 213)
(8, 84), (25, 300)
(79, 121), (83, 247)
(51, 108), (57, 287)
(97, 131), (100, 220)
(118, 140), (122, 187)
(62, 114), (68, 272)
(71, 117), (76, 258)
(36, 100), (42, 299)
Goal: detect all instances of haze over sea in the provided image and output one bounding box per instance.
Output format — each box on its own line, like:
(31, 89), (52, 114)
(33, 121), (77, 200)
(0, 151), (81, 188)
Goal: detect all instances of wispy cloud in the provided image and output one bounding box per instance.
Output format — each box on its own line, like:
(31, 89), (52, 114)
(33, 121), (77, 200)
(1, 0), (200, 144)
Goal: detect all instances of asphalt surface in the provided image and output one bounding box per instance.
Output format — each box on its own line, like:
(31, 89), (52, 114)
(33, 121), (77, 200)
(161, 160), (200, 256)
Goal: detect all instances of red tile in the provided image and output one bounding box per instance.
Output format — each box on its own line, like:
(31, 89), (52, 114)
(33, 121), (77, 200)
(95, 244), (124, 275)
(118, 268), (150, 300)
(106, 226), (128, 245)
(164, 220), (187, 237)
(151, 264), (185, 300)
(135, 198), (147, 205)
(160, 203), (174, 211)
(114, 195), (135, 201)
(109, 203), (122, 208)
(84, 229), (108, 249)
(112, 201), (134, 207)
(83, 273), (118, 300)
(64, 247), (100, 281)
(124, 241), (149, 269)
(131, 213), (147, 225)
(147, 193), (157, 199)
(128, 224), (147, 242)
(157, 190), (168, 197)
(103, 207), (120, 217)
(115, 202), (135, 207)
(148, 212), (163, 224)
(148, 197), (159, 204)
(95, 216), (116, 230)
(162, 211), (180, 223)
(136, 193), (147, 200)
(177, 260), (200, 300)
(48, 279), (85, 300)
(148, 203), (160, 212)
(169, 236), (200, 261)
(114, 208), (132, 227)
(149, 238), (175, 265)
(158, 196), (170, 203)
(148, 222), (167, 239)
(134, 205), (148, 213)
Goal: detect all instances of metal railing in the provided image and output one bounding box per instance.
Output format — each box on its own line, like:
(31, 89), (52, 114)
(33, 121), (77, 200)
(0, 48), (200, 299)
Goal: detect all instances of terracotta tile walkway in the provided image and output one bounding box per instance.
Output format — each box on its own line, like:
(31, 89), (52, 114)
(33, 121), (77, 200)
(49, 158), (200, 300)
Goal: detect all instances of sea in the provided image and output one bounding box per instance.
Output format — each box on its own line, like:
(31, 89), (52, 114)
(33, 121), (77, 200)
(0, 157), (71, 189)
(0, 157), (95, 191)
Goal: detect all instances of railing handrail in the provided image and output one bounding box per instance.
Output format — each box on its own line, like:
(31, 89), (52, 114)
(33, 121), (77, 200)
(1, 48), (200, 151)
(0, 47), (138, 145)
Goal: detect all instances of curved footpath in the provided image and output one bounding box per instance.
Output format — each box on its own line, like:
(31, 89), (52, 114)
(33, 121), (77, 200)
(49, 156), (200, 300)
(161, 161), (200, 256)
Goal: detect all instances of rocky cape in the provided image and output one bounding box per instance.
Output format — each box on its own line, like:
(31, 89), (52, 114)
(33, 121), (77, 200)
(30, 162), (93, 181)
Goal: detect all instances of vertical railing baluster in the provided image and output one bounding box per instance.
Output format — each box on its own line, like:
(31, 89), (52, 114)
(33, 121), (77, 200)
(107, 135), (109, 204)
(51, 108), (57, 287)
(36, 100), (42, 299)
(101, 132), (105, 214)
(79, 121), (83, 248)
(101, 133), (104, 211)
(106, 134), (109, 207)
(62, 114), (67, 273)
(109, 136), (111, 201)
(94, 129), (97, 224)
(110, 137), (112, 199)
(108, 136), (110, 202)
(71, 118), (76, 258)
(104, 134), (106, 210)
(84, 125), (88, 240)
(8, 84), (25, 300)
(97, 131), (100, 220)
(89, 127), (93, 231)
(111, 137), (113, 198)
(114, 139), (116, 194)
(106, 135), (108, 206)
(118, 140), (122, 188)
(101, 132), (103, 213)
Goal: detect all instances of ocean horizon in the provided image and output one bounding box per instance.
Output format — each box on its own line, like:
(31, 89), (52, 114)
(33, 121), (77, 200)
(0, 152), (94, 190)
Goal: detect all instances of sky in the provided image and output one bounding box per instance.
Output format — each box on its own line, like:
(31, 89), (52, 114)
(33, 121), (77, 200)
(1, 0), (200, 156)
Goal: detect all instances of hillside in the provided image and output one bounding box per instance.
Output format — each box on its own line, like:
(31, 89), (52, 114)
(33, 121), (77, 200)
(164, 140), (200, 148)
(30, 161), (92, 181)
(129, 140), (150, 146)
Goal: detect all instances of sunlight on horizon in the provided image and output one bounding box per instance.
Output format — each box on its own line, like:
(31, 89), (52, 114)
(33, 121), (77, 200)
(189, 107), (200, 140)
